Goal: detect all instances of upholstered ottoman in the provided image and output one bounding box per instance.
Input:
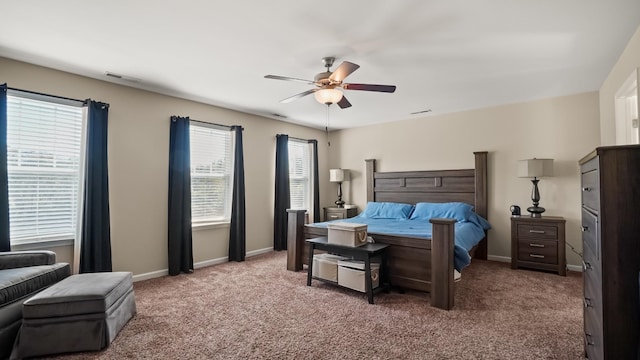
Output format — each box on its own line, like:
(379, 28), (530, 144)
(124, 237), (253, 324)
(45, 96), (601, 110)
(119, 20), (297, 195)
(11, 272), (136, 359)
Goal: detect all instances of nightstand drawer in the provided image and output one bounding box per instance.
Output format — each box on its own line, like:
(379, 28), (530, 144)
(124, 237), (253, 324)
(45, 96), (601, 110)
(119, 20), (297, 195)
(324, 207), (358, 221)
(517, 239), (558, 264)
(517, 224), (558, 240)
(325, 212), (345, 220)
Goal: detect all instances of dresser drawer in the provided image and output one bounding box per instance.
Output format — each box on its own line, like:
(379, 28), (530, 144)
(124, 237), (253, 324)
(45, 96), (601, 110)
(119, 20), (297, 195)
(517, 224), (558, 240)
(581, 208), (599, 264)
(584, 300), (603, 360)
(517, 239), (558, 264)
(581, 169), (600, 214)
(583, 263), (602, 313)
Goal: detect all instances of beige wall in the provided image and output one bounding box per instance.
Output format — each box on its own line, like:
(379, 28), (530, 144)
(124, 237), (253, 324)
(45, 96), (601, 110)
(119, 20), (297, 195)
(0, 57), (332, 276)
(0, 51), (610, 273)
(330, 92), (600, 268)
(600, 25), (640, 145)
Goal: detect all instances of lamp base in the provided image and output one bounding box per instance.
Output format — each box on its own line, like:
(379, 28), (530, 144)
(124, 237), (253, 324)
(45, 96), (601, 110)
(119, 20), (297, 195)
(335, 181), (345, 208)
(527, 206), (545, 218)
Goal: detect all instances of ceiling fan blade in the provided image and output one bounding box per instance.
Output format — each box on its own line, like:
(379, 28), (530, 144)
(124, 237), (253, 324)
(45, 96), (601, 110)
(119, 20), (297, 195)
(280, 88), (317, 103)
(264, 75), (316, 85)
(343, 83), (396, 93)
(329, 61), (360, 82)
(337, 96), (352, 109)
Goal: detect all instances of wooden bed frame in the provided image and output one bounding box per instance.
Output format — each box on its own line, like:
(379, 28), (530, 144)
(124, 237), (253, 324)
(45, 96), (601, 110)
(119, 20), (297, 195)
(286, 151), (488, 310)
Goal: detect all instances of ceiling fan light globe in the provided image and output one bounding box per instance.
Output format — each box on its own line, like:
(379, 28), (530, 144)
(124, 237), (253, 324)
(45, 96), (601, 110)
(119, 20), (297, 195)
(314, 88), (343, 105)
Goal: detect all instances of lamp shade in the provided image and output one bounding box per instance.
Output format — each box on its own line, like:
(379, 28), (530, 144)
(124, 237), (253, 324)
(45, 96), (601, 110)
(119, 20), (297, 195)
(329, 169), (350, 182)
(518, 158), (554, 178)
(314, 88), (343, 105)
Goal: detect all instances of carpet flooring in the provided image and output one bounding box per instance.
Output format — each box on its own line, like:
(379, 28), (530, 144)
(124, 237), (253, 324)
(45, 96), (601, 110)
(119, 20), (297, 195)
(45, 251), (584, 359)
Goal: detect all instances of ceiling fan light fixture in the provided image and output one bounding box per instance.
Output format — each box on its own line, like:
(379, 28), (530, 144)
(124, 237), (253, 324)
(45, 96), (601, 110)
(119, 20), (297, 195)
(314, 88), (343, 105)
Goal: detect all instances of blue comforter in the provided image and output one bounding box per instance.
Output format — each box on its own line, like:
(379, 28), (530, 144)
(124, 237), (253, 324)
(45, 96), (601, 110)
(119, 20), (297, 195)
(309, 213), (490, 271)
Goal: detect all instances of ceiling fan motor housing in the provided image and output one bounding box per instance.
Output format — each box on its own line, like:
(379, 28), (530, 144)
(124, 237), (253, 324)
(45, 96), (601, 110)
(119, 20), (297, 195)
(314, 71), (334, 85)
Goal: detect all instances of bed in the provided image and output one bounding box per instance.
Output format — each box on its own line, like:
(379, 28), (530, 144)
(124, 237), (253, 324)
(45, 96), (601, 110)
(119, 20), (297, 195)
(286, 151), (489, 310)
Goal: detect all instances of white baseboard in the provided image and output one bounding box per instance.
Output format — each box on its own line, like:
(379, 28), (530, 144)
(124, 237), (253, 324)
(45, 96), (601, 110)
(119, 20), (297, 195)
(246, 247), (273, 257)
(132, 247), (275, 282)
(487, 255), (511, 263)
(485, 255), (582, 272)
(566, 264), (582, 272)
(133, 269), (169, 282)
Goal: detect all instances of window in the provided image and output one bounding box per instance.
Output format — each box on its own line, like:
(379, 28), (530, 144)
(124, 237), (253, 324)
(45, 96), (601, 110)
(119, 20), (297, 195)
(288, 140), (311, 211)
(6, 92), (84, 244)
(189, 123), (233, 224)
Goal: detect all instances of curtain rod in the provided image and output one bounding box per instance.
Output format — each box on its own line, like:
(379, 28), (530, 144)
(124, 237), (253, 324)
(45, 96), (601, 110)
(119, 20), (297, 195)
(185, 118), (243, 130)
(277, 134), (314, 143)
(8, 86), (87, 106)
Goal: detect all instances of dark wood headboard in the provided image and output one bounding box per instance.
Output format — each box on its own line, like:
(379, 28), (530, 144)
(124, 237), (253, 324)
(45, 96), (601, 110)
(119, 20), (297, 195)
(365, 151), (488, 219)
(365, 151), (488, 258)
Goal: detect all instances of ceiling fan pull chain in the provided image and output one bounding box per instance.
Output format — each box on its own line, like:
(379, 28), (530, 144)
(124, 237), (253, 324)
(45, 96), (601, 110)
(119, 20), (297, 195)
(326, 104), (331, 147)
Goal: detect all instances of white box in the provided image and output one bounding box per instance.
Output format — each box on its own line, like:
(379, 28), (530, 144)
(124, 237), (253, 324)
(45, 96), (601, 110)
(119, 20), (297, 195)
(312, 254), (347, 282)
(327, 222), (368, 247)
(337, 260), (380, 292)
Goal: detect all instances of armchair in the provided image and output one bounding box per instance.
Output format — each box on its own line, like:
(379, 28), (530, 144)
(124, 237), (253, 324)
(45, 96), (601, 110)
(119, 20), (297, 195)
(0, 251), (70, 358)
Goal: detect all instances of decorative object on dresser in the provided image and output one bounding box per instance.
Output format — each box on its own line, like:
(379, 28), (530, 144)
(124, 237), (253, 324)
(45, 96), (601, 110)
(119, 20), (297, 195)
(579, 145), (640, 360)
(517, 158), (554, 217)
(510, 205), (521, 217)
(510, 216), (566, 276)
(329, 168), (350, 207)
(324, 206), (358, 221)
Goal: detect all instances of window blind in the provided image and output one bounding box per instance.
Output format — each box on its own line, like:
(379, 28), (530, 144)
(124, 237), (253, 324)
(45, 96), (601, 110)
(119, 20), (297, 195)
(189, 123), (233, 223)
(6, 95), (83, 243)
(288, 140), (310, 211)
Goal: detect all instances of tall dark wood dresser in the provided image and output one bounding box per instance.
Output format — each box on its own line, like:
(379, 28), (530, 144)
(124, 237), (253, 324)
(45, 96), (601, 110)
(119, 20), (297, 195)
(579, 145), (640, 360)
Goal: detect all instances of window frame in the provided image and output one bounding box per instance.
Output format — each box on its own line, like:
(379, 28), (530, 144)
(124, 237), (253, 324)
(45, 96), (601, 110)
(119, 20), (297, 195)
(189, 121), (235, 227)
(5, 89), (86, 247)
(287, 139), (313, 217)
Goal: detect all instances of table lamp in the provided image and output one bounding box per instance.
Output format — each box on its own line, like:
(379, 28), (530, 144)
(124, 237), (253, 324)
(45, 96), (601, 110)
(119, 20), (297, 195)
(329, 169), (350, 208)
(518, 158), (554, 218)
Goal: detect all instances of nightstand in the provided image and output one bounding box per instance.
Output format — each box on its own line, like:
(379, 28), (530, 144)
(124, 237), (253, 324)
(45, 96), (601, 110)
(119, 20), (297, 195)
(323, 207), (358, 221)
(510, 216), (566, 276)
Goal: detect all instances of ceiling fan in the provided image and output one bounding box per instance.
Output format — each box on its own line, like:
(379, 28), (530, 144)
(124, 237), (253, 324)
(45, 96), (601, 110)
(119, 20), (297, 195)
(264, 57), (396, 109)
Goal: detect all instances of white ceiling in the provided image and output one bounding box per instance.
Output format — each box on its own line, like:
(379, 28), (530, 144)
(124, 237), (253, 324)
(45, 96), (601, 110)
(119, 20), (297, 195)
(1, 1), (639, 130)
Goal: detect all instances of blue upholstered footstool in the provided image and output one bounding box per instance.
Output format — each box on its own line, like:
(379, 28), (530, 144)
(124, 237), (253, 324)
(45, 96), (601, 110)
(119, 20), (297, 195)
(11, 272), (136, 359)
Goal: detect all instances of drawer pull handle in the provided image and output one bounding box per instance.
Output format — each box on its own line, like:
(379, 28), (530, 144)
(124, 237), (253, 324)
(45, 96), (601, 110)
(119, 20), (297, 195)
(529, 254), (545, 259)
(529, 243), (545, 248)
(582, 261), (592, 271)
(585, 333), (595, 346)
(581, 226), (589, 232)
(582, 187), (591, 192)
(529, 230), (545, 234)
(583, 297), (593, 308)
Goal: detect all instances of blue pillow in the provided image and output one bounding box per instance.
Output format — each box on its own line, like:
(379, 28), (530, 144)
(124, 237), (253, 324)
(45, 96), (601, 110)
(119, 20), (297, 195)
(360, 202), (414, 219)
(409, 202), (473, 222)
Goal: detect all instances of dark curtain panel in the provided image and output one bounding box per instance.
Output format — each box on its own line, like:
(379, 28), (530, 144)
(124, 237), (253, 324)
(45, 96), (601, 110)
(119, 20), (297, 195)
(167, 116), (193, 275)
(309, 139), (320, 223)
(0, 84), (9, 252)
(79, 100), (112, 272)
(228, 126), (245, 262)
(273, 134), (289, 251)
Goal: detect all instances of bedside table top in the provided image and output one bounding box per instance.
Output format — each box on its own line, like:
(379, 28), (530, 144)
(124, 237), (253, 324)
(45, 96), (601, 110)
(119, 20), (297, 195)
(510, 216), (565, 223)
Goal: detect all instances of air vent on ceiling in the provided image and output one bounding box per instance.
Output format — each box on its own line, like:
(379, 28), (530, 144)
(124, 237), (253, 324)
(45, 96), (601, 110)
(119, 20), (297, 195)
(410, 109), (432, 115)
(104, 71), (140, 83)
